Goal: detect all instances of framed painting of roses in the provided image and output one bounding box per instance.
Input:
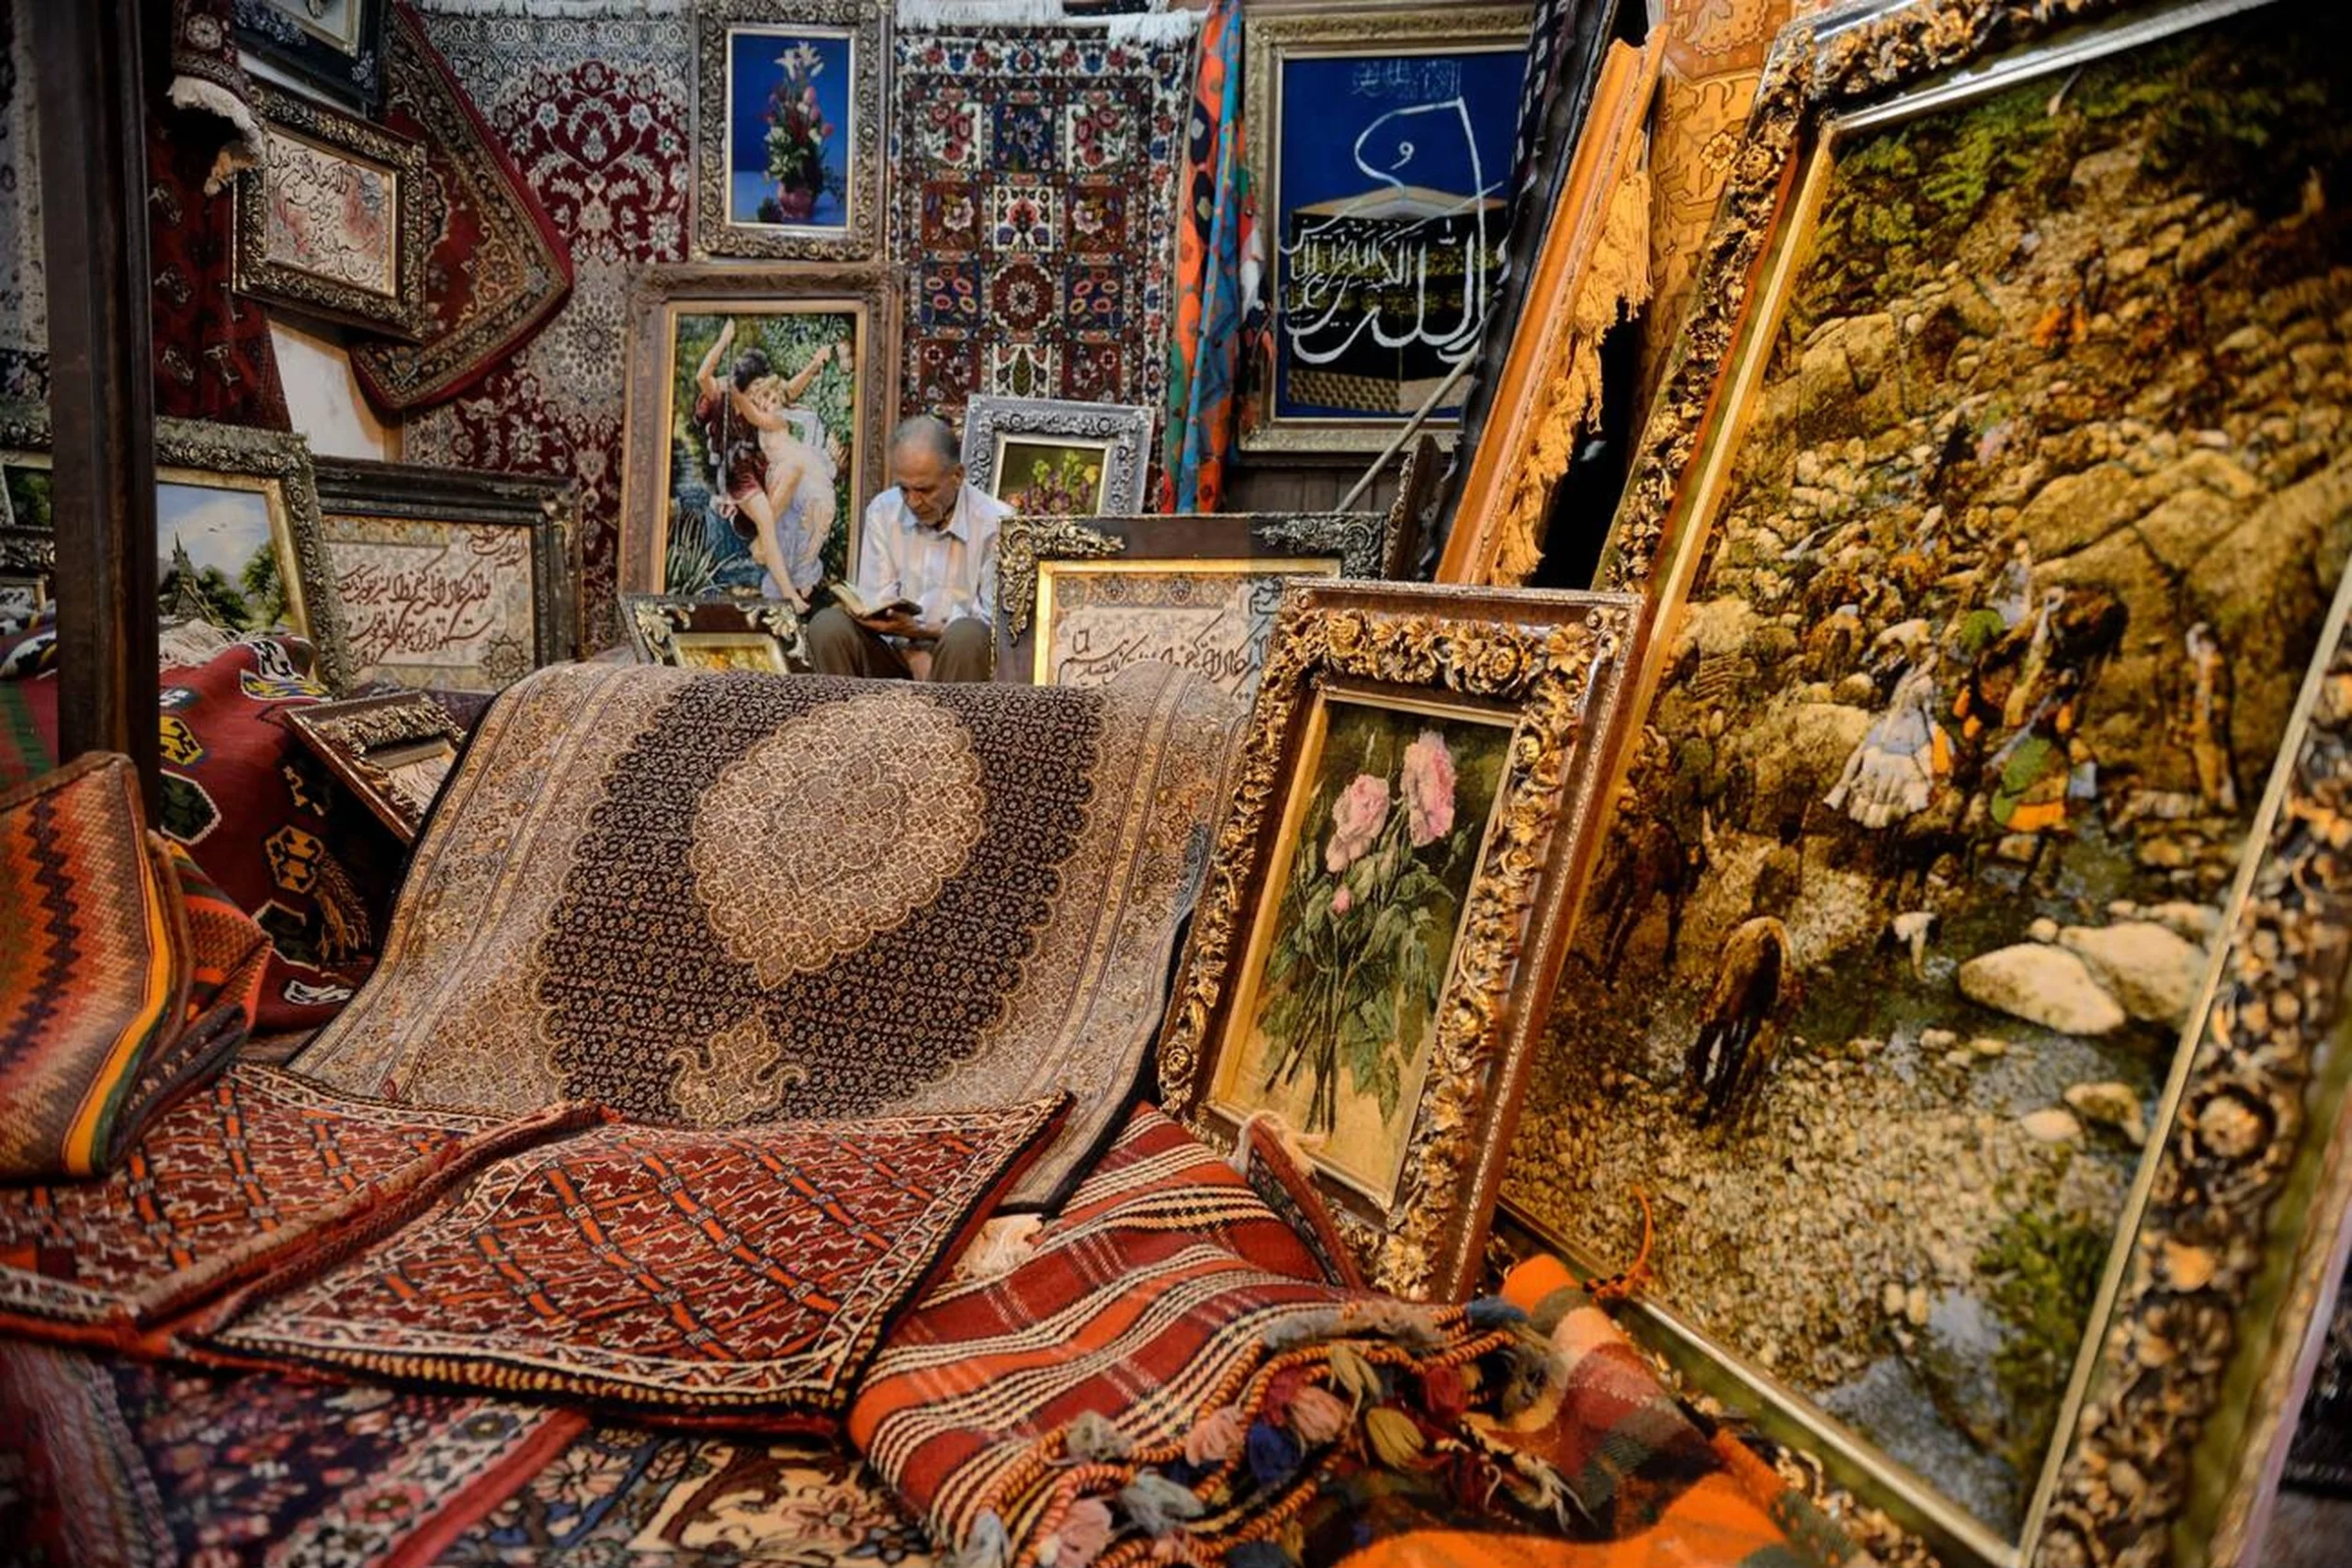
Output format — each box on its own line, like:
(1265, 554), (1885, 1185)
(1158, 581), (1636, 1300)
(694, 0), (886, 261)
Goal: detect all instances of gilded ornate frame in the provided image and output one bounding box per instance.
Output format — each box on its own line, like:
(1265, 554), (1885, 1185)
(0, 404), (354, 694)
(620, 593), (809, 673)
(691, 0), (888, 262)
(286, 691), (467, 845)
(961, 395), (1155, 516)
(1240, 6), (1533, 455)
(312, 458), (581, 686)
(617, 262), (899, 598)
(1510, 2), (2352, 1563)
(1159, 581), (1634, 1300)
(233, 82), (429, 338)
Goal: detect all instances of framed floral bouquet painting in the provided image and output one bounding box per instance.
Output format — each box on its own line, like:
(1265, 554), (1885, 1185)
(694, 0), (886, 261)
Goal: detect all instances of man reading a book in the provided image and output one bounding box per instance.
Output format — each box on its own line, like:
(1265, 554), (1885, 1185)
(805, 414), (1007, 682)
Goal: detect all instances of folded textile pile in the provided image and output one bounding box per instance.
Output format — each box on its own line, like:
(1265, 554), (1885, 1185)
(850, 1105), (1853, 1568)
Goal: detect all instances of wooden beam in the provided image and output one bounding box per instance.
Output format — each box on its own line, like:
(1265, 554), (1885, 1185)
(32, 0), (158, 812)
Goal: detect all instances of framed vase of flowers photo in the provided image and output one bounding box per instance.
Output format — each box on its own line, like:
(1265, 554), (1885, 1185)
(694, 0), (887, 262)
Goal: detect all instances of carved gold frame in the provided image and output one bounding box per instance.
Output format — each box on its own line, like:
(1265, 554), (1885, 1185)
(1518, 2), (2352, 1563)
(1158, 581), (1634, 1300)
(691, 0), (888, 262)
(233, 82), (430, 338)
(286, 691), (466, 846)
(1239, 6), (1533, 454)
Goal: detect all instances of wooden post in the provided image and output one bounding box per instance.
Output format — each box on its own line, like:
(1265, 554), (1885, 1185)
(31, 0), (158, 813)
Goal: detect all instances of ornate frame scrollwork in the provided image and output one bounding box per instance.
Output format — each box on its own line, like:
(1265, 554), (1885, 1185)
(1157, 581), (1634, 1301)
(620, 593), (810, 673)
(0, 403), (355, 694)
(961, 396), (1155, 516)
(999, 517), (1125, 641)
(692, 0), (888, 263)
(232, 82), (430, 338)
(287, 691), (467, 845)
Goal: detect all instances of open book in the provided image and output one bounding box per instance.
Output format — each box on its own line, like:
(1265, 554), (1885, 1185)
(829, 581), (923, 619)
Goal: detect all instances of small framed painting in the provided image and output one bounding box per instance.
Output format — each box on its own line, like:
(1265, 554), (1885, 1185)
(312, 459), (579, 694)
(621, 594), (808, 673)
(287, 691), (466, 845)
(1158, 581), (1634, 1300)
(694, 0), (885, 262)
(233, 83), (428, 337)
(619, 263), (897, 604)
(999, 513), (1390, 703)
(233, 0), (388, 116)
(961, 396), (1153, 515)
(0, 405), (355, 692)
(1242, 8), (1530, 453)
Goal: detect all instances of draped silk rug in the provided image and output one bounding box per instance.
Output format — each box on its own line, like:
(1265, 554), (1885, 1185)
(293, 661), (1238, 1206)
(207, 1099), (1069, 1425)
(890, 23), (1192, 428)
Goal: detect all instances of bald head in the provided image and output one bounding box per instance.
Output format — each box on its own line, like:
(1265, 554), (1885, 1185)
(889, 414), (965, 526)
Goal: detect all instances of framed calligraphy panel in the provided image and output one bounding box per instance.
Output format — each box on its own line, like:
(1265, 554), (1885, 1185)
(997, 513), (1388, 703)
(232, 84), (429, 339)
(1242, 8), (1530, 454)
(312, 459), (579, 693)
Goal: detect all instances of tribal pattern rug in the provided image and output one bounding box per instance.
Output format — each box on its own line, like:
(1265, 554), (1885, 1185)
(434, 1425), (935, 1565)
(209, 1099), (1068, 1424)
(401, 10), (693, 646)
(0, 1063), (581, 1342)
(0, 1340), (580, 1568)
(293, 661), (1238, 1206)
(349, 3), (573, 413)
(890, 23), (1191, 432)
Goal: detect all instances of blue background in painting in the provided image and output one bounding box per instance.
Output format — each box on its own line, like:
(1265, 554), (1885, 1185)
(1273, 47), (1524, 423)
(728, 27), (853, 229)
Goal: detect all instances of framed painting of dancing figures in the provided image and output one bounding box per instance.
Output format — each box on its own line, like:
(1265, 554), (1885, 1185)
(619, 263), (897, 608)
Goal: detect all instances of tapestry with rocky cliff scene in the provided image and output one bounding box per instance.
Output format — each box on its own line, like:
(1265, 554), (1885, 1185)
(291, 660), (1240, 1209)
(1507, 6), (2352, 1540)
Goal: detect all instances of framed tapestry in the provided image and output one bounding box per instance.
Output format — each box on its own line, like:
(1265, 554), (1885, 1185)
(961, 395), (1153, 515)
(312, 458), (579, 693)
(619, 263), (897, 605)
(692, 0), (887, 262)
(621, 594), (808, 673)
(998, 511), (1390, 701)
(1159, 581), (1634, 1301)
(0, 405), (354, 693)
(1241, 7), (1531, 454)
(1497, 1), (2352, 1563)
(232, 0), (388, 116)
(287, 691), (467, 845)
(233, 82), (429, 338)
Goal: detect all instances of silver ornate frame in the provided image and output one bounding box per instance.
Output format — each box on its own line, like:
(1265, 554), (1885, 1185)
(232, 82), (429, 338)
(692, 0), (888, 263)
(620, 593), (809, 673)
(0, 403), (354, 694)
(960, 395), (1154, 515)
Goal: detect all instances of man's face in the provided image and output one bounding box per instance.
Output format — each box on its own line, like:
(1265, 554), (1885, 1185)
(893, 445), (961, 527)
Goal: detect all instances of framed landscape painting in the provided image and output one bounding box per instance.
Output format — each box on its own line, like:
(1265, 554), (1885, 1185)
(0, 406), (354, 692)
(233, 84), (427, 338)
(618, 263), (895, 603)
(313, 459), (578, 693)
(1498, 1), (2352, 1563)
(999, 512), (1389, 701)
(694, 0), (884, 261)
(1159, 581), (1634, 1300)
(1242, 8), (1530, 453)
(961, 395), (1153, 515)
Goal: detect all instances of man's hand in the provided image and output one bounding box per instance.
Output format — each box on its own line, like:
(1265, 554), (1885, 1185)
(854, 609), (936, 643)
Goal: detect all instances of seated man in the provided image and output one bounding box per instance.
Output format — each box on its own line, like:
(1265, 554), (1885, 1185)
(805, 414), (1006, 682)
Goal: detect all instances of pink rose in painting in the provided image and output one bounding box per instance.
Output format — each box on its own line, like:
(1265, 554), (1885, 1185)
(1401, 729), (1456, 847)
(1331, 886), (1352, 917)
(1324, 773), (1389, 874)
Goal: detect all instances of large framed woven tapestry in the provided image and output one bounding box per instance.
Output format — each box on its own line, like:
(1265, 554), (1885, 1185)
(1241, 7), (1531, 454)
(232, 0), (388, 115)
(0, 405), (354, 693)
(1159, 581), (1634, 1302)
(998, 512), (1389, 701)
(314, 458), (578, 693)
(233, 82), (429, 339)
(693, 0), (886, 263)
(961, 394), (1152, 515)
(618, 263), (897, 605)
(1497, 2), (2352, 1563)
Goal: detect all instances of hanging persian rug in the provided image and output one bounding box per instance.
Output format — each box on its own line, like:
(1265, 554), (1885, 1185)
(1155, 0), (1245, 514)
